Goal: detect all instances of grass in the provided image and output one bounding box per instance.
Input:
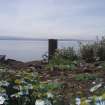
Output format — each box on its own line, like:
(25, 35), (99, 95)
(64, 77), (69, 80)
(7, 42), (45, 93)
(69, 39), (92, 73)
(75, 73), (97, 81)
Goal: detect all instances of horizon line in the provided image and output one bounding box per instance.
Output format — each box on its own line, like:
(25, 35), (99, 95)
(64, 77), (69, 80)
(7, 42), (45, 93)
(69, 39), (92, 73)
(0, 38), (94, 42)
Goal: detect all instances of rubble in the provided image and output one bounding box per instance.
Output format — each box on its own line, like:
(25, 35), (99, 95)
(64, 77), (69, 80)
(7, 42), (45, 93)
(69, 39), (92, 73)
(90, 83), (102, 93)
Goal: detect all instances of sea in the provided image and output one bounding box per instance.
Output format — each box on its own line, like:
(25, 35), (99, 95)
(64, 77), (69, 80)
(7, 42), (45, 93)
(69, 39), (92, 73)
(0, 40), (90, 62)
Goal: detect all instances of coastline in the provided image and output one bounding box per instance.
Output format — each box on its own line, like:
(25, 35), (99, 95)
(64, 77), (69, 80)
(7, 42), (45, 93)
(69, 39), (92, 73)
(0, 55), (44, 69)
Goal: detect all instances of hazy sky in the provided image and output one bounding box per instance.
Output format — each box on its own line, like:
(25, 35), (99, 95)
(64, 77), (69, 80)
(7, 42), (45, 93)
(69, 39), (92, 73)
(0, 0), (105, 39)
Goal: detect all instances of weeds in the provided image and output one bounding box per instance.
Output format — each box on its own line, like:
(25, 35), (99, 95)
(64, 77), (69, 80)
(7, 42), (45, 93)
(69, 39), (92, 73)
(47, 47), (78, 70)
(75, 74), (97, 81)
(80, 44), (96, 63)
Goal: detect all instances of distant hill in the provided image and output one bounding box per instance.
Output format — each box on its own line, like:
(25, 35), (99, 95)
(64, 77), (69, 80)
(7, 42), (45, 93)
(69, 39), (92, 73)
(0, 36), (94, 41)
(0, 36), (47, 41)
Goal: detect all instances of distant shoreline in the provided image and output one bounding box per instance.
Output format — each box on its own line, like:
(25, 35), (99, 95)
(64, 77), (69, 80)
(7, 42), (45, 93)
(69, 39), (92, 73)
(0, 38), (94, 42)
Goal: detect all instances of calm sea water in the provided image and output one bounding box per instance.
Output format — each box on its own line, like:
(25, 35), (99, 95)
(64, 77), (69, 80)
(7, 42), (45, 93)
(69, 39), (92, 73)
(0, 40), (81, 62)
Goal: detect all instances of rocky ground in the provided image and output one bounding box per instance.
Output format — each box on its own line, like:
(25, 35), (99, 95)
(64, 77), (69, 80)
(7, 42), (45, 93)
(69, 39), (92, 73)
(38, 63), (105, 104)
(1, 59), (105, 104)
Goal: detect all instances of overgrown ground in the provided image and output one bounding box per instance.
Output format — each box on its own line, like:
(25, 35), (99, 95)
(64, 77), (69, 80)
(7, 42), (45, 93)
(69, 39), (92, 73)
(39, 62), (105, 104)
(1, 60), (105, 105)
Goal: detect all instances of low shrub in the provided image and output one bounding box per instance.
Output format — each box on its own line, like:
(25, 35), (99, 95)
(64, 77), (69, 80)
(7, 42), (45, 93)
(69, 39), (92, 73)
(59, 47), (78, 61)
(47, 47), (78, 70)
(80, 37), (105, 62)
(52, 47), (78, 64)
(96, 37), (105, 61)
(80, 44), (96, 63)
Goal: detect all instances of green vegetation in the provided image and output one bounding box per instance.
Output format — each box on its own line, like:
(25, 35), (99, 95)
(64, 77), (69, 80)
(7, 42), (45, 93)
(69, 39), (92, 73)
(0, 67), (63, 105)
(80, 37), (105, 62)
(96, 37), (105, 61)
(47, 37), (105, 71)
(80, 44), (96, 63)
(50, 47), (78, 64)
(44, 37), (105, 104)
(75, 73), (97, 81)
(47, 47), (78, 70)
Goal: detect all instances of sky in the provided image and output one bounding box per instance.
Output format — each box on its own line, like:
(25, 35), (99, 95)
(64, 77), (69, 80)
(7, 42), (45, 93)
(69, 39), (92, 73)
(0, 0), (105, 40)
